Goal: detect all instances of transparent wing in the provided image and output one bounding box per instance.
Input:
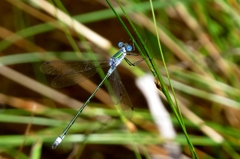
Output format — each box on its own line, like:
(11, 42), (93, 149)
(108, 70), (133, 119)
(40, 60), (109, 75)
(40, 60), (109, 88)
(51, 70), (97, 88)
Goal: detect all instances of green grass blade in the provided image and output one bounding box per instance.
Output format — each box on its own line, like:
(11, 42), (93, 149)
(106, 0), (199, 158)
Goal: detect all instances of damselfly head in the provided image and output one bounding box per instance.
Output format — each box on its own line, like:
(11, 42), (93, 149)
(118, 41), (132, 52)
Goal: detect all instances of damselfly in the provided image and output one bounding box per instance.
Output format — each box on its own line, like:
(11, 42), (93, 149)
(40, 41), (139, 149)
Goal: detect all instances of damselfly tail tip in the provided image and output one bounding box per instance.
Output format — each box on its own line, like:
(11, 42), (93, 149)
(52, 137), (62, 149)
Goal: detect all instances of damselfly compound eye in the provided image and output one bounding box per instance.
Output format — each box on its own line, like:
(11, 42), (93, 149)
(126, 45), (132, 52)
(118, 42), (124, 48)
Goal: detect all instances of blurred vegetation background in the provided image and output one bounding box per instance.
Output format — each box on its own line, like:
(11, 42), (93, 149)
(1, 0), (240, 159)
